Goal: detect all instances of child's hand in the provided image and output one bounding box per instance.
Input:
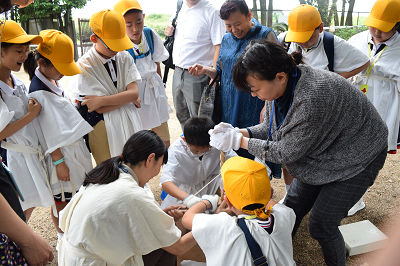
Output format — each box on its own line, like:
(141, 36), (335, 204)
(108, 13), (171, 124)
(133, 98), (141, 108)
(27, 98), (41, 118)
(82, 96), (104, 112)
(164, 204), (187, 220)
(55, 162), (70, 181)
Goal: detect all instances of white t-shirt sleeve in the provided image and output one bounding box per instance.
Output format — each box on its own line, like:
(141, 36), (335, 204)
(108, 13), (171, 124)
(209, 9), (226, 46)
(333, 35), (369, 73)
(0, 98), (14, 132)
(152, 29), (169, 63)
(277, 31), (287, 44)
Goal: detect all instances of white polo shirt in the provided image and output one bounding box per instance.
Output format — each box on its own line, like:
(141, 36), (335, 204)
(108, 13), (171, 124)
(172, 0), (226, 69)
(192, 204), (296, 266)
(278, 31), (369, 73)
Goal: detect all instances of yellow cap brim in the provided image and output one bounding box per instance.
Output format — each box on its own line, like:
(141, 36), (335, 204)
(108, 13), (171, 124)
(53, 61), (82, 76)
(103, 35), (133, 52)
(5, 35), (42, 45)
(285, 29), (314, 43)
(365, 15), (395, 32)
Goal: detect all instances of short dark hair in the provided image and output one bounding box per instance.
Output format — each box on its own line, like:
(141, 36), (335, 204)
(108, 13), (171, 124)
(124, 9), (143, 15)
(183, 117), (215, 147)
(232, 40), (303, 92)
(0, 0), (12, 14)
(220, 0), (249, 20)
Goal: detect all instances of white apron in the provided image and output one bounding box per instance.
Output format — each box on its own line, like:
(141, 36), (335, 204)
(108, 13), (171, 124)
(29, 69), (93, 197)
(0, 74), (53, 210)
(73, 47), (143, 156)
(133, 29), (170, 129)
(349, 31), (400, 151)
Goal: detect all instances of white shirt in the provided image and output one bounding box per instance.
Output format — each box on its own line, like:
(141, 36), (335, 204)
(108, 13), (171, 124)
(160, 137), (221, 208)
(278, 31), (369, 73)
(59, 166), (181, 266)
(348, 30), (400, 151)
(192, 204), (296, 266)
(173, 0), (226, 68)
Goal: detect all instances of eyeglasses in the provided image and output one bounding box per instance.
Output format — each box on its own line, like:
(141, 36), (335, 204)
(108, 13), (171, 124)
(94, 34), (114, 52)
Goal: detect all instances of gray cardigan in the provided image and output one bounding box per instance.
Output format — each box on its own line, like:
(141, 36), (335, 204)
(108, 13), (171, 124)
(247, 65), (388, 185)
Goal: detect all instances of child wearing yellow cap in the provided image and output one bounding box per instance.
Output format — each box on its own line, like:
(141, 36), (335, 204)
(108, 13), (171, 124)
(0, 21), (58, 221)
(348, 0), (400, 216)
(182, 156), (296, 266)
(114, 0), (171, 147)
(23, 29), (93, 240)
(72, 9), (143, 164)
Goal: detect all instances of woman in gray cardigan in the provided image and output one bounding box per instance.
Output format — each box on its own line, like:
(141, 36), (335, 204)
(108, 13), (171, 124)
(209, 40), (388, 266)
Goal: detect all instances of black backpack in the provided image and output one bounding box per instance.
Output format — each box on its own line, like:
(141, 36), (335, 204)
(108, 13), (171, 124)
(284, 31), (335, 72)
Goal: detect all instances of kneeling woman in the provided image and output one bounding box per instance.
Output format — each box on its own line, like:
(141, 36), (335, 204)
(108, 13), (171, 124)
(58, 130), (198, 266)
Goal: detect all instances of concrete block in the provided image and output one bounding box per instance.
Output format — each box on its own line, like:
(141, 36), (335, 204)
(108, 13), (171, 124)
(339, 220), (387, 256)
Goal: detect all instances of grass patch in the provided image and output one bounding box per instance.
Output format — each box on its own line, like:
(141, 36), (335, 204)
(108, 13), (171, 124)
(145, 14), (170, 40)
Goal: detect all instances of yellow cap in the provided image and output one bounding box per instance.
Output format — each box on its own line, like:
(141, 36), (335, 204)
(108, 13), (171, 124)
(365, 0), (400, 32)
(89, 9), (133, 52)
(38, 30), (81, 76)
(0, 20), (42, 44)
(114, 0), (142, 16)
(285, 5), (322, 43)
(222, 157), (272, 219)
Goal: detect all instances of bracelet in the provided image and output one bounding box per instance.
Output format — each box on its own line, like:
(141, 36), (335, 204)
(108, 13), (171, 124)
(53, 157), (65, 166)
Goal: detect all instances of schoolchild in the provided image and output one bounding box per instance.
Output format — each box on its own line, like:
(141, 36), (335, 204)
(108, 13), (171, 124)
(23, 29), (93, 237)
(73, 9), (143, 164)
(348, 0), (400, 216)
(160, 117), (222, 209)
(114, 0), (171, 147)
(0, 20), (52, 221)
(182, 156), (296, 266)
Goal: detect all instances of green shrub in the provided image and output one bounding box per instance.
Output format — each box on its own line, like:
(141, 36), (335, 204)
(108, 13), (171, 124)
(145, 14), (171, 40)
(333, 26), (368, 40)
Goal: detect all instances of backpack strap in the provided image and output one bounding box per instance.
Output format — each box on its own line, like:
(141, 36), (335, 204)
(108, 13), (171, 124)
(237, 218), (269, 266)
(323, 31), (335, 72)
(143, 26), (154, 58)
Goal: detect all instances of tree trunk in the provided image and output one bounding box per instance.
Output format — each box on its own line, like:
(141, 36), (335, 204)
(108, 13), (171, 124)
(299, 0), (306, 4)
(252, 0), (258, 20)
(327, 0), (339, 26)
(260, 0), (267, 26)
(340, 0), (346, 26)
(267, 0), (273, 27)
(345, 0), (356, 26)
(317, 0), (330, 25)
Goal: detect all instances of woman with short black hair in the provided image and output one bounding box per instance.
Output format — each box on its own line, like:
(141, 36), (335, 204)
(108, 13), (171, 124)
(209, 40), (388, 266)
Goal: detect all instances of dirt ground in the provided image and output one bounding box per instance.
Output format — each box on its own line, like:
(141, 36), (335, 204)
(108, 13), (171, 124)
(15, 68), (399, 266)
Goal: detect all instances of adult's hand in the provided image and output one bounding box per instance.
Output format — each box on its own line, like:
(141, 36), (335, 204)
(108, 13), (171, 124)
(188, 64), (206, 77)
(12, 0), (34, 8)
(164, 204), (187, 220)
(20, 231), (54, 266)
(164, 24), (175, 37)
(209, 127), (242, 152)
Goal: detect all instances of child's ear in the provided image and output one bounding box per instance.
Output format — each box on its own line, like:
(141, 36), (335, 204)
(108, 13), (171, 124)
(225, 195), (233, 209)
(143, 13), (146, 20)
(90, 34), (97, 43)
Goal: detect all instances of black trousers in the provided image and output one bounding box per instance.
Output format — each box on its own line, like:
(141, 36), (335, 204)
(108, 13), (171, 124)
(142, 248), (177, 266)
(285, 148), (387, 266)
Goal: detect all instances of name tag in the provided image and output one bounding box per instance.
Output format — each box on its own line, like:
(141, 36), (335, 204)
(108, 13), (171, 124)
(360, 84), (368, 94)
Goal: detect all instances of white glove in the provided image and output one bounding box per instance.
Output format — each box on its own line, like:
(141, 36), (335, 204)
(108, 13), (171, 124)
(209, 122), (241, 134)
(202, 195), (220, 213)
(209, 129), (242, 152)
(183, 194), (202, 208)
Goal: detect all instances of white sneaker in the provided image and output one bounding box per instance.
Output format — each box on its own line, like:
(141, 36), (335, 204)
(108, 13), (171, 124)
(347, 198), (366, 216)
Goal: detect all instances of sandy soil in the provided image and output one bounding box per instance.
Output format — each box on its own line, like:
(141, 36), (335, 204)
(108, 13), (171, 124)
(14, 68), (399, 266)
